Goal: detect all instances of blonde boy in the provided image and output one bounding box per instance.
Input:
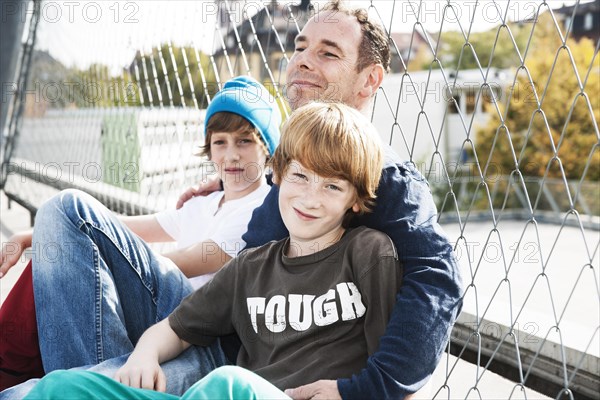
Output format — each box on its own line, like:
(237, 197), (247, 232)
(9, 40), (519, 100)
(25, 103), (403, 399)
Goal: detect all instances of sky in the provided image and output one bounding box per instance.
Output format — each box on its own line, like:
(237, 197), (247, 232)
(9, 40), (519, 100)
(28, 0), (592, 73)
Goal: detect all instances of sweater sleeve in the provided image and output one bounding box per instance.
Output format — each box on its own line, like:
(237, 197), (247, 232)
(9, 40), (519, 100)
(338, 152), (464, 399)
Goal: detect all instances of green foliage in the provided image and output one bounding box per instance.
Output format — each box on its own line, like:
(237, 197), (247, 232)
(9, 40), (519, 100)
(131, 43), (219, 108)
(29, 44), (220, 109)
(65, 63), (141, 107)
(431, 22), (531, 71)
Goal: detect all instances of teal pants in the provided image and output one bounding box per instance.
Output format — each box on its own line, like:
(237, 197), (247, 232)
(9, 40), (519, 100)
(24, 366), (291, 400)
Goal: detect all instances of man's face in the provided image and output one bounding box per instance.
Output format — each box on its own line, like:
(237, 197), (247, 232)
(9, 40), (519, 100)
(286, 11), (368, 111)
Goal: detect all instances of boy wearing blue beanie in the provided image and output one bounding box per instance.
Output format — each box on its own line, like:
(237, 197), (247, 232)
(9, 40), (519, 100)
(158, 76), (281, 288)
(151, 75), (281, 289)
(0, 76), (282, 392)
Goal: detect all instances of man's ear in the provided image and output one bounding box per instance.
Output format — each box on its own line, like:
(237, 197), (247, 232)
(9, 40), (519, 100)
(358, 64), (385, 98)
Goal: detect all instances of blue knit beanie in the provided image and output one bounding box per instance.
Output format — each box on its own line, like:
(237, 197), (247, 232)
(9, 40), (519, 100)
(205, 76), (281, 156)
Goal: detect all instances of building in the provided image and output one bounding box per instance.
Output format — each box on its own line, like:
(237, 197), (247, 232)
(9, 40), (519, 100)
(389, 30), (435, 73)
(554, 0), (600, 42)
(371, 68), (512, 168)
(213, 0), (312, 83)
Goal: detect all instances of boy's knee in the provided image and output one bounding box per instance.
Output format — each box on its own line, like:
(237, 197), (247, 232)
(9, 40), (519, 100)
(34, 370), (76, 392)
(35, 189), (84, 228)
(199, 366), (252, 389)
(45, 369), (70, 379)
(37, 189), (80, 214)
(198, 366), (286, 399)
(57, 189), (89, 208)
(205, 366), (266, 389)
(29, 370), (109, 398)
(210, 365), (246, 380)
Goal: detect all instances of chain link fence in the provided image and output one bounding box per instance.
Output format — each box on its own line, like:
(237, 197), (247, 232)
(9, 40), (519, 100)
(1, 1), (598, 398)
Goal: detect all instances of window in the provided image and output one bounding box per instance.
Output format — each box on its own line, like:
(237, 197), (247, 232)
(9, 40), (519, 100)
(226, 36), (235, 49)
(564, 16), (571, 32)
(449, 95), (461, 114)
(466, 93), (477, 114)
(584, 13), (593, 31)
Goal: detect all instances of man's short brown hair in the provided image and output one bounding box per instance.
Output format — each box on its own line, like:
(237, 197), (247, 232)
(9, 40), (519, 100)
(322, 0), (390, 72)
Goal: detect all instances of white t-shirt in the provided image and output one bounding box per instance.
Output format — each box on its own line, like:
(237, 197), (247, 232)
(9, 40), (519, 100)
(155, 182), (270, 289)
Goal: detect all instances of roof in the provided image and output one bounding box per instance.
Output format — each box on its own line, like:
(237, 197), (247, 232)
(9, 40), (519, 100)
(215, 1), (311, 56)
(553, 0), (600, 15)
(389, 30), (435, 56)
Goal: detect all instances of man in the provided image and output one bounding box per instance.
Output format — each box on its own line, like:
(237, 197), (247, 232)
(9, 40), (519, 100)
(179, 2), (463, 399)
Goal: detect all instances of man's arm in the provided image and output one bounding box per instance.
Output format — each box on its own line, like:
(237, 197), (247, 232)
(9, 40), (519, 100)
(337, 157), (463, 399)
(286, 382), (416, 400)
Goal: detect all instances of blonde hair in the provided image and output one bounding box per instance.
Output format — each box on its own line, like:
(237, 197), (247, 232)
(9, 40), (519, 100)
(200, 112), (269, 160)
(271, 102), (383, 213)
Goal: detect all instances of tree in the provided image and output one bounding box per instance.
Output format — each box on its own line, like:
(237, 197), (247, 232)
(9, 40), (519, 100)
(475, 12), (599, 183)
(425, 21), (531, 72)
(130, 44), (219, 108)
(66, 64), (141, 108)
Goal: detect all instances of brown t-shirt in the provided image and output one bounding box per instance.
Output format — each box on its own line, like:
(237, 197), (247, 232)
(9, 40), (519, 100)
(169, 226), (402, 390)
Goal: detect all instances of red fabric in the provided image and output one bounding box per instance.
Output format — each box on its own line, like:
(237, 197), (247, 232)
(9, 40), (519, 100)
(0, 261), (44, 390)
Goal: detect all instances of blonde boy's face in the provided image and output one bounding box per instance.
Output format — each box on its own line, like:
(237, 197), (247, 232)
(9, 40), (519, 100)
(210, 130), (267, 200)
(278, 160), (359, 255)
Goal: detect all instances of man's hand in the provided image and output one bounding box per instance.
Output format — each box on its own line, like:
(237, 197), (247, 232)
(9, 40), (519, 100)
(114, 354), (166, 392)
(175, 175), (222, 209)
(284, 380), (341, 400)
(0, 231), (33, 278)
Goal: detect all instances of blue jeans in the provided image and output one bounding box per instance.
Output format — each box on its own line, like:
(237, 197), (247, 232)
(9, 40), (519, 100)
(0, 189), (229, 398)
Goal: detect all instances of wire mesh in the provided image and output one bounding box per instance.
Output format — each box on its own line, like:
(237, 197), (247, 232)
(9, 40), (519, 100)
(1, 0), (599, 398)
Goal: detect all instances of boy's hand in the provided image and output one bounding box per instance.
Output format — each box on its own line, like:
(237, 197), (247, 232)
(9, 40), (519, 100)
(114, 318), (187, 392)
(114, 355), (166, 392)
(176, 176), (222, 209)
(284, 380), (341, 400)
(0, 231), (32, 278)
